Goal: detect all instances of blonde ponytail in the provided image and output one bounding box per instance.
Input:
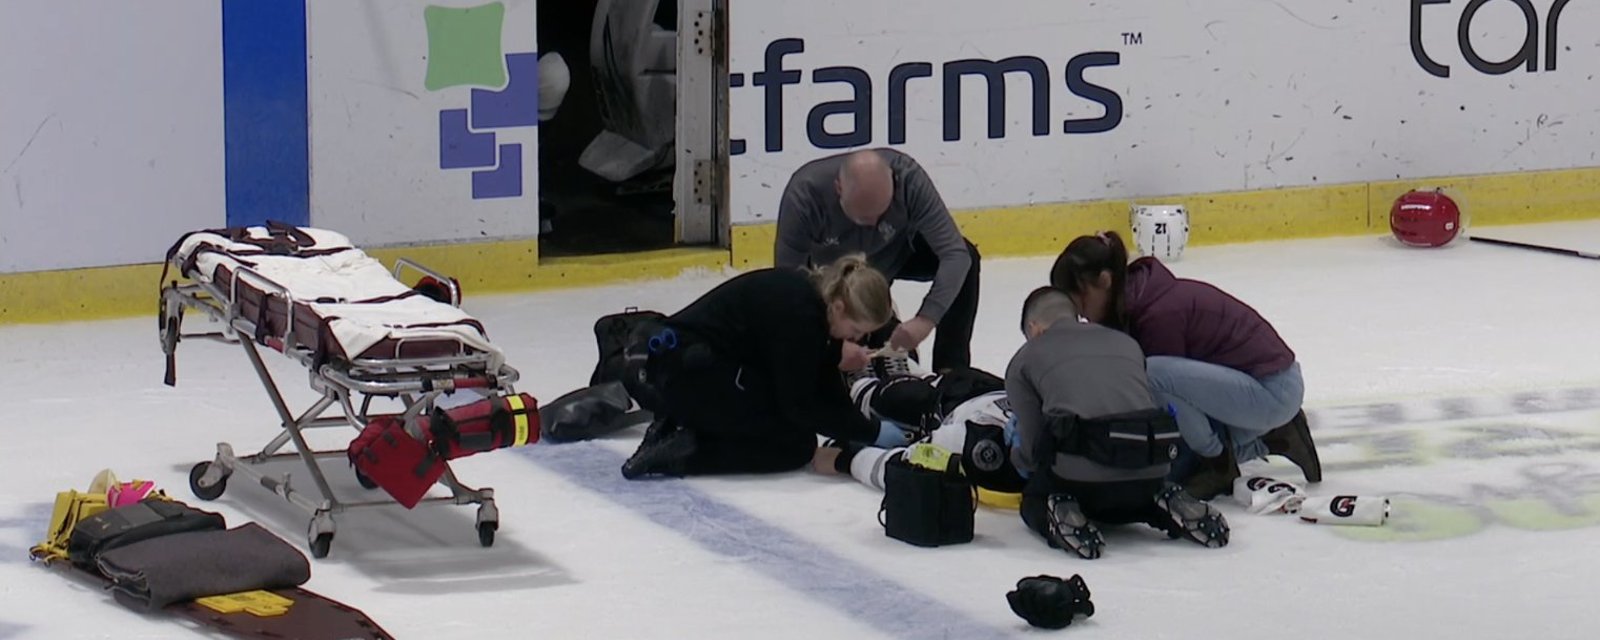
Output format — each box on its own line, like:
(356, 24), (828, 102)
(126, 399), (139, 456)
(811, 253), (893, 327)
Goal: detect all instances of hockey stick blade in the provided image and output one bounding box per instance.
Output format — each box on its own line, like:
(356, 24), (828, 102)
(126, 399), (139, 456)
(1469, 236), (1600, 260)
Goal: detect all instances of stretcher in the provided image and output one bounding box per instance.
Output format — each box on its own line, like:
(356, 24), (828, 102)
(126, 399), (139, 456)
(158, 222), (522, 558)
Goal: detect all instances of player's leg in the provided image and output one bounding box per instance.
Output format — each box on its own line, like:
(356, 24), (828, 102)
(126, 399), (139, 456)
(811, 441), (900, 491)
(847, 368), (939, 436)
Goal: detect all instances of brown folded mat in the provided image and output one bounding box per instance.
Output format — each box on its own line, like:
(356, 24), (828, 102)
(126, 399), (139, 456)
(95, 523), (311, 611)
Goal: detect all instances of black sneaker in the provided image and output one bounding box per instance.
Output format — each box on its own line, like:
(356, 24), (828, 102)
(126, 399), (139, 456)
(638, 416), (679, 448)
(622, 427), (697, 480)
(1261, 410), (1322, 483)
(1154, 483), (1230, 548)
(1043, 494), (1105, 560)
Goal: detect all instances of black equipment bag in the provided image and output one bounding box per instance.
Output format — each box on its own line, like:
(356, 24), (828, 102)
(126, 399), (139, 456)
(590, 307), (668, 386)
(879, 454), (975, 547)
(67, 498), (228, 571)
(1048, 408), (1182, 470)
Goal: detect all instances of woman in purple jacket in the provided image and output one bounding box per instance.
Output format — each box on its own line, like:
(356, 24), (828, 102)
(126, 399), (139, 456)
(1048, 232), (1320, 498)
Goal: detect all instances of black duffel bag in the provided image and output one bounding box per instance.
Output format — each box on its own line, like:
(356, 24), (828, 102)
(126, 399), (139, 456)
(67, 498), (227, 572)
(879, 453), (975, 548)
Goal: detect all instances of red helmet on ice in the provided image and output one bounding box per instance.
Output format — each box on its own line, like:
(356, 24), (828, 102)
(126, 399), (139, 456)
(1390, 189), (1462, 248)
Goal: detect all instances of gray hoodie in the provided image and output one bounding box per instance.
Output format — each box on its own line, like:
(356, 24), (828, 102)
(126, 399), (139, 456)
(1004, 316), (1170, 483)
(774, 149), (970, 324)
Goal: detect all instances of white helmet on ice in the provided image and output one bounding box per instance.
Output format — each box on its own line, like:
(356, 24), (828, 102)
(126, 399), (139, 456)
(1130, 204), (1190, 261)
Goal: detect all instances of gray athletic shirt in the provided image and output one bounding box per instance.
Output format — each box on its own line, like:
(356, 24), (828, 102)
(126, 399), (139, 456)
(1004, 317), (1170, 483)
(774, 149), (971, 324)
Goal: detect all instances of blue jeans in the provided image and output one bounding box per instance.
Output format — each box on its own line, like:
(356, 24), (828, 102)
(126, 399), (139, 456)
(1147, 357), (1304, 462)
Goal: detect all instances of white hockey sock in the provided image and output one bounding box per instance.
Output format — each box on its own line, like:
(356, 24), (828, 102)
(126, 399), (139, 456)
(850, 446), (905, 492)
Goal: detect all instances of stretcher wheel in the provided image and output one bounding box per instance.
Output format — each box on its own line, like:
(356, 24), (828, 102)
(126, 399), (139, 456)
(353, 469), (379, 490)
(310, 532), (334, 559)
(188, 462), (228, 501)
(477, 521), (497, 548)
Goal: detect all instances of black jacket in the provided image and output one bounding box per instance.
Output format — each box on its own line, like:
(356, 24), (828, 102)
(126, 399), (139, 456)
(666, 269), (879, 443)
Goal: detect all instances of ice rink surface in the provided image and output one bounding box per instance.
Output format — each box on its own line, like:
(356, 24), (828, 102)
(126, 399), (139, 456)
(4, 221), (1600, 639)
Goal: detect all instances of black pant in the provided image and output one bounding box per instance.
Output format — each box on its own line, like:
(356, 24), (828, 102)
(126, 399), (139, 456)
(865, 237), (981, 372)
(1019, 474), (1170, 538)
(645, 338), (816, 476)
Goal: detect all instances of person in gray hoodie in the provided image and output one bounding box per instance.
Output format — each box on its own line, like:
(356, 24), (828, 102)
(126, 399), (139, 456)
(775, 149), (980, 371)
(1005, 287), (1229, 558)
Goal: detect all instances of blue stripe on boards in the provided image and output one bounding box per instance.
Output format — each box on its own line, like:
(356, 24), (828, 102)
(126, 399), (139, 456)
(221, 0), (310, 228)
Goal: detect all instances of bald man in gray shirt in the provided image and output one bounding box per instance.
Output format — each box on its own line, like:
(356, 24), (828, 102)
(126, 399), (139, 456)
(775, 148), (981, 371)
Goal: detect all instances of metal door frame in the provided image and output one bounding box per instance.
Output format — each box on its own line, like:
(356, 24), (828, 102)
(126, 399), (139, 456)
(674, 0), (729, 247)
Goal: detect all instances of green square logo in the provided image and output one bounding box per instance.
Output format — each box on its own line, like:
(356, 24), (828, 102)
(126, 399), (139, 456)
(424, 2), (507, 91)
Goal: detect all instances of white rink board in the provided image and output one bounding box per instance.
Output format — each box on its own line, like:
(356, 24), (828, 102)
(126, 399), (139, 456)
(307, 0), (541, 247)
(727, 0), (1600, 223)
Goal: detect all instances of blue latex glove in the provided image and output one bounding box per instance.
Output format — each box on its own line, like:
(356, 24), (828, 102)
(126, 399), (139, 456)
(874, 419), (916, 449)
(1003, 413), (1031, 478)
(1004, 414), (1022, 449)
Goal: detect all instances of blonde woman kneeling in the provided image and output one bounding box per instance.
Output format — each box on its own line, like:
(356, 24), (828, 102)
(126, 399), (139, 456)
(621, 254), (915, 479)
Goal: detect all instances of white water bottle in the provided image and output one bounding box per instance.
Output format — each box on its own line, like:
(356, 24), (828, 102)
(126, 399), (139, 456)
(1231, 476), (1307, 515)
(1298, 495), (1390, 527)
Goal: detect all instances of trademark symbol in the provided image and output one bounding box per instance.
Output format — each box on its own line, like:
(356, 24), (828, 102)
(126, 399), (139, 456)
(1122, 32), (1143, 46)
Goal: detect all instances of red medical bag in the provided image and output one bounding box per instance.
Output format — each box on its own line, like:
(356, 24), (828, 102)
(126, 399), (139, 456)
(428, 393), (541, 460)
(348, 416), (445, 509)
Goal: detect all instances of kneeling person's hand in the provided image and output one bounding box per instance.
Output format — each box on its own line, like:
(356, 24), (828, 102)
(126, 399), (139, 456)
(839, 341), (871, 371)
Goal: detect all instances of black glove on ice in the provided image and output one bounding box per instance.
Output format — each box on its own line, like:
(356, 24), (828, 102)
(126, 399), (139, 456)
(1006, 574), (1094, 629)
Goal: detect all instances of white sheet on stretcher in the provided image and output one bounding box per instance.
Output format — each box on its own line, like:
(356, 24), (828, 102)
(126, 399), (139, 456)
(173, 226), (502, 363)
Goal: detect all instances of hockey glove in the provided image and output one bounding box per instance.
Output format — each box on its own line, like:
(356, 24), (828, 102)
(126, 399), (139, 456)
(1006, 574), (1094, 629)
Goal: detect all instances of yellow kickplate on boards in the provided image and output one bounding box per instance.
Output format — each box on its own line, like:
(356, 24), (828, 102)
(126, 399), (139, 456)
(195, 590), (295, 617)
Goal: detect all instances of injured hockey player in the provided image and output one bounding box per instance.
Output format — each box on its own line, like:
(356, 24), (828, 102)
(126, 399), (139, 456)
(811, 359), (1027, 497)
(815, 288), (1231, 559)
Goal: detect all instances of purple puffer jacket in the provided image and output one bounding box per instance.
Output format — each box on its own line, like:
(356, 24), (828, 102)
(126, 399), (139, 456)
(1123, 257), (1296, 378)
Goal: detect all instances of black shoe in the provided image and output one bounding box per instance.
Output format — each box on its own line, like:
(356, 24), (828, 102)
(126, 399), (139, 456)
(1154, 483), (1230, 548)
(1043, 494), (1105, 560)
(1261, 410), (1322, 483)
(622, 426), (697, 480)
(1178, 446), (1241, 501)
(638, 416), (679, 448)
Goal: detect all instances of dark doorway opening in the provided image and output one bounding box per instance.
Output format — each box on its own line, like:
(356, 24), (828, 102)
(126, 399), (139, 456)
(537, 0), (679, 258)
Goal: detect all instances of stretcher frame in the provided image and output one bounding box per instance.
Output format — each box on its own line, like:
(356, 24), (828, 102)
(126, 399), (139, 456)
(160, 254), (520, 559)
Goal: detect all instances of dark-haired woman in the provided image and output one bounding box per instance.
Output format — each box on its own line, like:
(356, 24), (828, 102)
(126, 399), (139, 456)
(1048, 232), (1319, 498)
